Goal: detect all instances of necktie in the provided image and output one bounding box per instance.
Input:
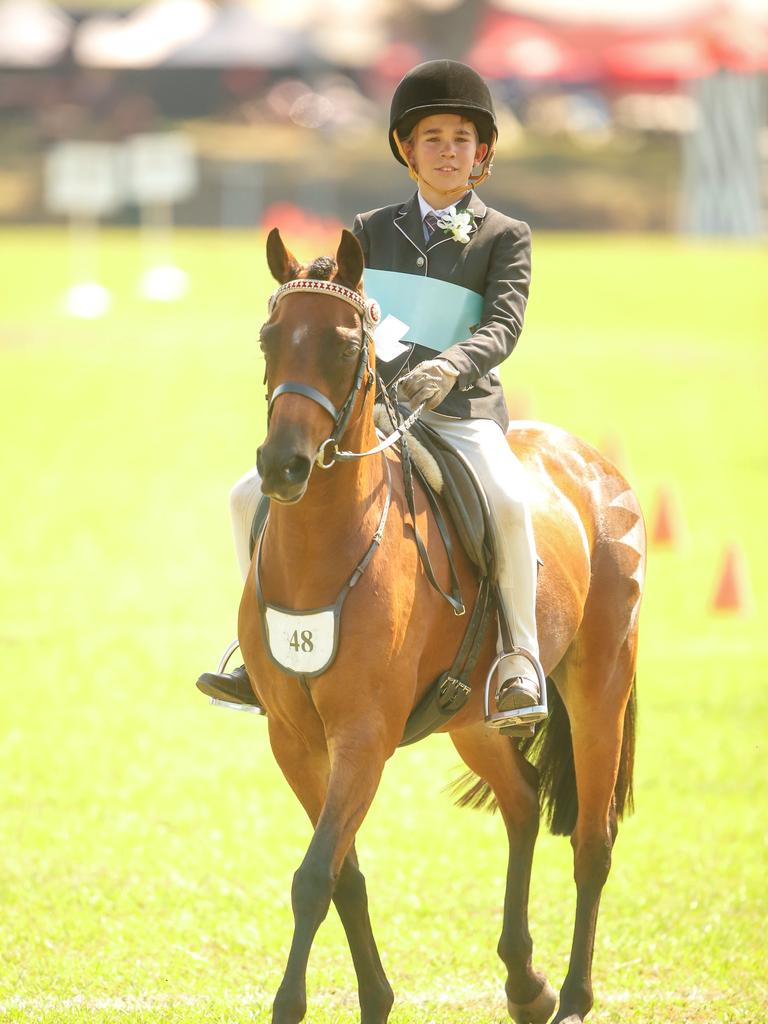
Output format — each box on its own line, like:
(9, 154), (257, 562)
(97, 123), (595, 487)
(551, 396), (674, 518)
(424, 210), (439, 242)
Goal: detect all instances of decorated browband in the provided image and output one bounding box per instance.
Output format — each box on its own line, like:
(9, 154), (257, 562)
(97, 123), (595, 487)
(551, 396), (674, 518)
(268, 279), (382, 333)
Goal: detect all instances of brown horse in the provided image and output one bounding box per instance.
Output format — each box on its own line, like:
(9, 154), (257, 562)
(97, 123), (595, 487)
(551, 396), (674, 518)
(237, 228), (645, 1024)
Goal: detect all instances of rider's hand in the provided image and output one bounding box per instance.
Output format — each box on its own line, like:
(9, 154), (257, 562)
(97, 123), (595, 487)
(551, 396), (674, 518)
(398, 358), (459, 412)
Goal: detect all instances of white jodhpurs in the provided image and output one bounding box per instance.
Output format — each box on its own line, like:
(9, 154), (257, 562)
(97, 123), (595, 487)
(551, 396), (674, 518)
(420, 412), (540, 666)
(230, 465), (264, 581)
(228, 414), (539, 665)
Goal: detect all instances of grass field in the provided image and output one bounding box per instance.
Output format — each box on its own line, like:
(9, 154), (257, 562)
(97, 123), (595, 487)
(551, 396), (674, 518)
(1, 229), (766, 1024)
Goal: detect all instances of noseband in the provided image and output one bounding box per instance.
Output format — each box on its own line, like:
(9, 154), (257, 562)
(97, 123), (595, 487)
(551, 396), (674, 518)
(266, 278), (381, 468)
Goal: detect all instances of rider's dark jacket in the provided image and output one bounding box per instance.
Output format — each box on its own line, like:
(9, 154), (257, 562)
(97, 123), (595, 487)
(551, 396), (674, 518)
(352, 190), (531, 432)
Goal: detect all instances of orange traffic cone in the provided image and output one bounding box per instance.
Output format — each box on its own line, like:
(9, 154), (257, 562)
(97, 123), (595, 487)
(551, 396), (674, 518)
(711, 544), (752, 614)
(651, 485), (682, 548)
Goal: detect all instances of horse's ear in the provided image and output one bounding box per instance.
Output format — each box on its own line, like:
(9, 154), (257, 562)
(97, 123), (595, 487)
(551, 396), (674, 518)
(335, 229), (364, 291)
(266, 227), (301, 284)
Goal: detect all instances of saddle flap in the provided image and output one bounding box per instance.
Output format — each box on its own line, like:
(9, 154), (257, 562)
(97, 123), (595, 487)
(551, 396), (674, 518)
(410, 422), (496, 578)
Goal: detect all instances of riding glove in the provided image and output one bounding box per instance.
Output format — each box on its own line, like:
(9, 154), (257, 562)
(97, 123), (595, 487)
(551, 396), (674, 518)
(398, 358), (460, 412)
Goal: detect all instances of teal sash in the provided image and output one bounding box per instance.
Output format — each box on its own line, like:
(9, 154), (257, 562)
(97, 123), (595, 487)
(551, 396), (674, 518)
(363, 268), (483, 354)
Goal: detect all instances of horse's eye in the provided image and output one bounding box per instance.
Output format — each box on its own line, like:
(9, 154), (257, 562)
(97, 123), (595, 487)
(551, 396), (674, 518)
(343, 342), (360, 359)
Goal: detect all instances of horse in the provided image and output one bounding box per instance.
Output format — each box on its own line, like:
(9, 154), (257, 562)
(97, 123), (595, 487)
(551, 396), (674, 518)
(237, 227), (645, 1024)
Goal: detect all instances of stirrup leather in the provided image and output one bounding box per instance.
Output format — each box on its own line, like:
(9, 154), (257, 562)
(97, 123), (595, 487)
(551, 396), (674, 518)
(483, 647), (548, 730)
(208, 639), (266, 716)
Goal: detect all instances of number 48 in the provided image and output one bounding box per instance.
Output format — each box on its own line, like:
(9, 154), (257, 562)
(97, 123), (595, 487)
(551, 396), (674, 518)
(289, 629), (314, 653)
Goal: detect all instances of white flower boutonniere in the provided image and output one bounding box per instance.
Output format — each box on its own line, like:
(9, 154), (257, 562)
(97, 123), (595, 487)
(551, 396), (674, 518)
(436, 205), (476, 244)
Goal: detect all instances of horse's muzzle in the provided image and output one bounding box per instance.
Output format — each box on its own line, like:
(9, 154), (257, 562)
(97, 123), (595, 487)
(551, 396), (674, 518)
(257, 444), (313, 503)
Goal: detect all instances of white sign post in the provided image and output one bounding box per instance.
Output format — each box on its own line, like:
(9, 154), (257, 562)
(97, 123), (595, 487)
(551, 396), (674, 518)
(45, 142), (123, 318)
(124, 133), (198, 302)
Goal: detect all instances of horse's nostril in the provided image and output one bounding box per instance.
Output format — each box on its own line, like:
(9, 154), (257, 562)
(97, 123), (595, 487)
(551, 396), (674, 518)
(282, 455), (311, 484)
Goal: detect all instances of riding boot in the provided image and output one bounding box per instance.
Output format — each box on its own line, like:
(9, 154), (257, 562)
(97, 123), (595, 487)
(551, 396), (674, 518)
(196, 664), (265, 712)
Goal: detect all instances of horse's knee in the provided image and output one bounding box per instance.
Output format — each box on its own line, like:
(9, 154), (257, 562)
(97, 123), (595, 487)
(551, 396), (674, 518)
(333, 860), (367, 911)
(291, 858), (336, 926)
(571, 828), (613, 890)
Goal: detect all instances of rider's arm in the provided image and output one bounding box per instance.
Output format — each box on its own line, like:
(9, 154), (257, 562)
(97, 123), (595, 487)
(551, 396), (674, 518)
(438, 219), (531, 391)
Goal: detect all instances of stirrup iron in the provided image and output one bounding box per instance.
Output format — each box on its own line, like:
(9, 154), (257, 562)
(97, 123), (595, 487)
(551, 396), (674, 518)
(483, 646), (548, 730)
(208, 639), (266, 716)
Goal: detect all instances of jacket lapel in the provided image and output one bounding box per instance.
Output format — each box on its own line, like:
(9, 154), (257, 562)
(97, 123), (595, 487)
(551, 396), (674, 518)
(393, 193), (427, 261)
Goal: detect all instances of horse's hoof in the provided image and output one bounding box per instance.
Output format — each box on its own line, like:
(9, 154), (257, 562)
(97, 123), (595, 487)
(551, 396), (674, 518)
(507, 979), (557, 1024)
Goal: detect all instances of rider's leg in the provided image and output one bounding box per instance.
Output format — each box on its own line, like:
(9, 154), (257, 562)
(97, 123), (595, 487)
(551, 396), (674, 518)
(230, 466), (264, 582)
(420, 412), (542, 715)
(196, 466), (264, 707)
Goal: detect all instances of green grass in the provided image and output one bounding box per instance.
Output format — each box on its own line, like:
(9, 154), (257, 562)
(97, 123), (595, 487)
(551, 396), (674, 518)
(0, 229), (766, 1023)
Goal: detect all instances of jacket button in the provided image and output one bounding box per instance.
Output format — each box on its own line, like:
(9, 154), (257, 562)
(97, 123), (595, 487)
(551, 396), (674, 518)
(416, 256), (425, 268)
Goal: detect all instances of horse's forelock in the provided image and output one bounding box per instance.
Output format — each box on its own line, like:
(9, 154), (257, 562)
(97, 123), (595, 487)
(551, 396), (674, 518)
(299, 256), (338, 282)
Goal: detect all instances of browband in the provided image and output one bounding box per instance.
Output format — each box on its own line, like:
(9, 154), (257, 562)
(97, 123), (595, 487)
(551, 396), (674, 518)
(268, 278), (381, 333)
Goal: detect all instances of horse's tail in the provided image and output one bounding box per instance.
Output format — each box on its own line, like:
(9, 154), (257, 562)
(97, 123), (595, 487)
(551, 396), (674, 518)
(449, 676), (637, 835)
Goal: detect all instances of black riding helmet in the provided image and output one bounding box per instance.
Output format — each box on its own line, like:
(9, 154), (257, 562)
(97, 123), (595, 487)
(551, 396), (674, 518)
(388, 59), (498, 166)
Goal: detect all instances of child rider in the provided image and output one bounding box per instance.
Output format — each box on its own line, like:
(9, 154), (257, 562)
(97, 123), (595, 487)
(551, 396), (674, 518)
(197, 59), (545, 728)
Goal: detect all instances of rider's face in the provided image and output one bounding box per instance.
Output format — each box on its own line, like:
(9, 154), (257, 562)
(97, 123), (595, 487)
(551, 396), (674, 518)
(402, 114), (487, 204)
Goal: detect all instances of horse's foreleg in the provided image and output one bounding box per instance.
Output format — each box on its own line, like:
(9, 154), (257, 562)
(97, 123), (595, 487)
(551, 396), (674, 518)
(451, 726), (556, 1024)
(333, 843), (394, 1024)
(272, 737), (389, 1024)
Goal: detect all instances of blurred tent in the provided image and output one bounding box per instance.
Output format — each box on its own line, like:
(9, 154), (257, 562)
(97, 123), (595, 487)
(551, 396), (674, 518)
(472, 1), (768, 83)
(0, 0), (72, 67)
(161, 1), (310, 68)
(72, 0), (391, 69)
(468, 15), (600, 81)
(74, 0), (216, 68)
(473, 0), (768, 235)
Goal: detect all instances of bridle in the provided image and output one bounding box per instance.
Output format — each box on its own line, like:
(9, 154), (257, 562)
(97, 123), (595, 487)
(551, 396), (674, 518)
(265, 277), (422, 469)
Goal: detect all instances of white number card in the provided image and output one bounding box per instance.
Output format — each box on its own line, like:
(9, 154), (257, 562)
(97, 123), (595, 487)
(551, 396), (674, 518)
(264, 607), (336, 675)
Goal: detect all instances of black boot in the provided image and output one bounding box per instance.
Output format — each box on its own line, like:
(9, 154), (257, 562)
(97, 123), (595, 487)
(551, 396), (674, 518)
(496, 674), (540, 713)
(495, 673), (543, 737)
(196, 664), (264, 711)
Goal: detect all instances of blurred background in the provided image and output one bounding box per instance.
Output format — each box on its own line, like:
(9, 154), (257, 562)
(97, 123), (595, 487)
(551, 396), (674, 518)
(1, 4), (766, 1022)
(1, 0), (767, 235)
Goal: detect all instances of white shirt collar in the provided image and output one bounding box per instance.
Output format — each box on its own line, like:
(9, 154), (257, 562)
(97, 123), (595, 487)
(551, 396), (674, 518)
(417, 190), (471, 222)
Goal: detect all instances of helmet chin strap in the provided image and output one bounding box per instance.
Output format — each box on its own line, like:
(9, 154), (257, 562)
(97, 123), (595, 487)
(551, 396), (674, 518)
(392, 128), (496, 200)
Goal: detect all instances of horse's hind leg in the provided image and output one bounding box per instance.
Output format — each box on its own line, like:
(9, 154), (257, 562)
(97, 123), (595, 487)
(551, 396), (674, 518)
(450, 726), (557, 1024)
(552, 613), (639, 1024)
(269, 721), (392, 1024)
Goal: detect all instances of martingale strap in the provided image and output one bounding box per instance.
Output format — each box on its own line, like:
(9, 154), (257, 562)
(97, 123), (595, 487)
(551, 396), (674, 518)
(254, 456), (393, 679)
